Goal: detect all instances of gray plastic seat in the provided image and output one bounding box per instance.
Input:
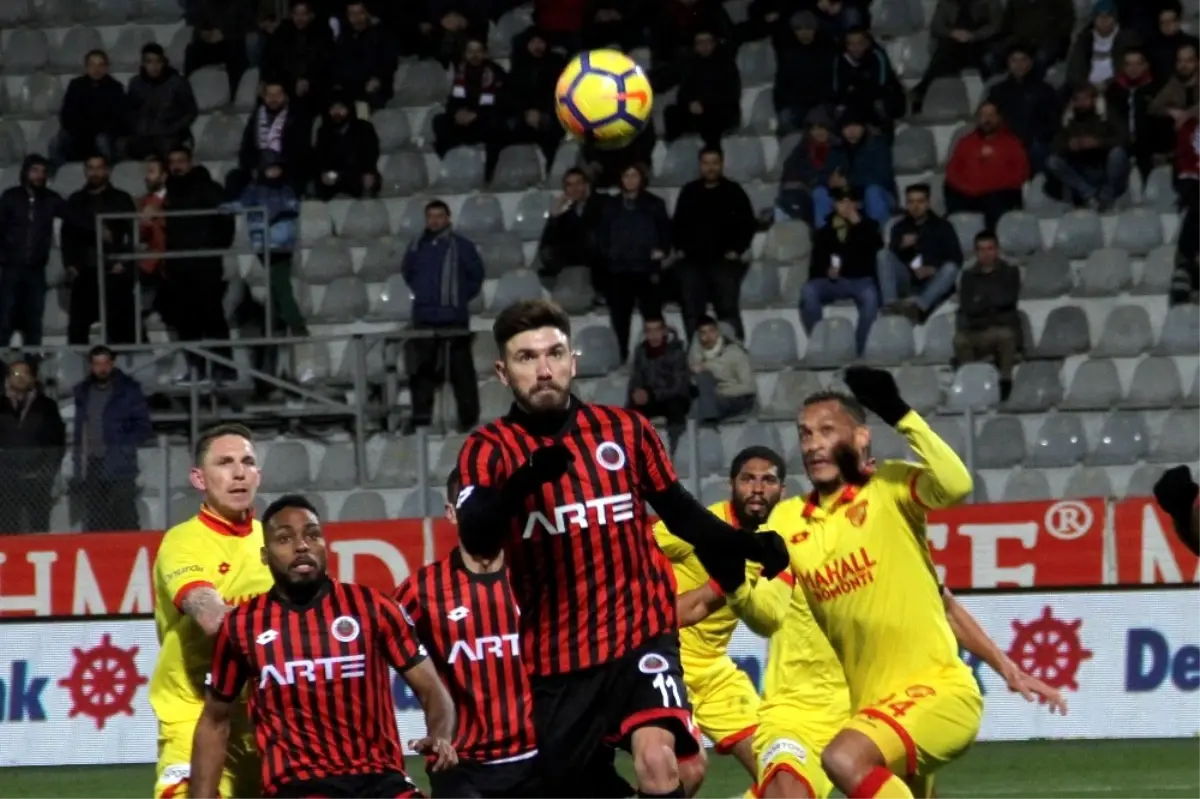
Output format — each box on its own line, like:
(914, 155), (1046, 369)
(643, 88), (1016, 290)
(194, 111), (242, 160)
(1062, 359), (1121, 410)
(1020, 251), (1071, 299)
(576, 326), (622, 376)
(399, 489), (444, 519)
(867, 423), (911, 461)
(547, 140), (581, 185)
(231, 67), (259, 112)
(915, 314), (955, 364)
(675, 427), (726, 480)
(862, 315), (916, 366)
(1123, 357), (1182, 409)
(314, 442), (359, 490)
(749, 319), (800, 369)
(1092, 305), (1153, 357)
(380, 152), (430, 197)
(338, 199), (390, 241)
(735, 422), (784, 457)
(1025, 172), (1071, 217)
(761, 220), (812, 266)
(4, 28), (50, 74)
(894, 364), (942, 413)
(433, 146), (486, 192)
(1152, 410), (1200, 462)
(489, 269), (545, 312)
(0, 124), (24, 165)
(260, 442), (311, 491)
(371, 108), (411, 151)
(946, 362), (1001, 411)
(83, 0), (133, 23)
(916, 77), (970, 122)
(1052, 210), (1104, 259)
(488, 6), (532, 57)
(723, 137), (767, 183)
(736, 40), (776, 85)
(699, 480), (730, 507)
(339, 491), (388, 521)
(1033, 306), (1090, 357)
(1005, 361), (1064, 411)
(1142, 165), (1176, 211)
(313, 276), (369, 322)
(744, 89), (776, 135)
(1086, 411), (1151, 465)
(1126, 463), (1166, 498)
(457, 194), (505, 238)
(395, 197), (432, 240)
(477, 380), (511, 421)
(892, 125), (936, 174)
(659, 137), (702, 186)
(0, 0), (29, 26)
(549, 266), (595, 314)
(368, 436), (420, 488)
(976, 416), (1026, 468)
(512, 191), (553, 241)
(369, 274), (413, 321)
(928, 417), (965, 453)
(873, 0), (918, 35)
(996, 210), (1042, 256)
(298, 201), (333, 245)
(470, 335), (496, 374)
(1063, 467), (1114, 499)
(492, 144), (544, 191)
(1026, 413), (1088, 467)
(762, 369), (824, 420)
(299, 241), (353, 283)
(1074, 248), (1132, 297)
(52, 26), (104, 71)
(587, 374), (628, 407)
(1002, 469), (1053, 501)
(1134, 244), (1175, 295)
(15, 73), (63, 117)
(1188, 370), (1200, 407)
(477, 232), (526, 277)
(740, 265), (781, 309)
(292, 340), (331, 384)
(396, 60), (451, 106)
(948, 212), (985, 255)
(431, 433), (467, 478)
(190, 67), (230, 112)
(1112, 208), (1164, 256)
(356, 238), (403, 282)
(1154, 304), (1200, 355)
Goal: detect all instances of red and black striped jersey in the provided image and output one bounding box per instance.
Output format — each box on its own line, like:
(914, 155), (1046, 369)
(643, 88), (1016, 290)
(209, 579), (426, 797)
(395, 549), (535, 764)
(457, 399), (680, 676)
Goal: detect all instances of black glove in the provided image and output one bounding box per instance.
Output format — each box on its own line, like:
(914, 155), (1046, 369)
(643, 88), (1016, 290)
(843, 366), (911, 427)
(694, 541), (748, 595)
(1154, 465), (1199, 533)
(502, 444), (573, 508)
(741, 530), (790, 580)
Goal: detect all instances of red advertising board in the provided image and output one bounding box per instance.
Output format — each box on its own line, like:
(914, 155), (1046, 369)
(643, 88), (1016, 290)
(1113, 498), (1200, 584)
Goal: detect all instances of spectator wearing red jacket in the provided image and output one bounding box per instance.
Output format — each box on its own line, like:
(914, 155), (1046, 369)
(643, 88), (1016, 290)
(944, 101), (1029, 229)
(1175, 114), (1199, 210)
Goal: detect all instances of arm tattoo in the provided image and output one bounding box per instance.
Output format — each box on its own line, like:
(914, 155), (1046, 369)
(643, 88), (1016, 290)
(181, 586), (234, 636)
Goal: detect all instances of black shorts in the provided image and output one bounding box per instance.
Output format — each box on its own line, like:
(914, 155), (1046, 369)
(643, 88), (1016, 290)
(427, 753), (540, 798)
(272, 771), (422, 798)
(531, 634), (700, 797)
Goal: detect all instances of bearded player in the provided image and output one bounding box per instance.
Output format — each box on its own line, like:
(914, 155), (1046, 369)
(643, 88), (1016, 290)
(150, 423), (274, 799)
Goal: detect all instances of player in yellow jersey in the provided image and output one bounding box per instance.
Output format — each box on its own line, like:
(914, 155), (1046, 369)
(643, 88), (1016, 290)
(656, 446), (793, 782)
(150, 423), (274, 798)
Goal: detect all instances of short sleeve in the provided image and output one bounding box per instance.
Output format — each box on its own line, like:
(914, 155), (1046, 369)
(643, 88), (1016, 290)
(377, 591), (428, 673)
(635, 412), (678, 493)
(155, 528), (220, 610)
(393, 576), (424, 627)
(457, 430), (506, 493)
(652, 519), (694, 563)
(208, 615), (249, 702)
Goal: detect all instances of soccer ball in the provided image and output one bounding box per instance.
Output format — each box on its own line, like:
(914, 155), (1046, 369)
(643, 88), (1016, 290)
(555, 49), (653, 150)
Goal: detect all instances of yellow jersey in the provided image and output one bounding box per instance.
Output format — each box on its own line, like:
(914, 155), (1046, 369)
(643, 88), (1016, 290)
(782, 411), (974, 710)
(150, 506), (272, 725)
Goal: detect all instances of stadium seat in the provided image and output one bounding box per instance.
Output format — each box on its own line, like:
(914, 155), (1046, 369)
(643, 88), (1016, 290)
(861, 315), (916, 366)
(399, 489), (445, 519)
(699, 480), (729, 507)
(892, 126), (937, 174)
(874, 0), (919, 34)
(457, 194), (506, 238)
(1154, 304), (1200, 355)
(339, 199), (391, 241)
(744, 89), (776, 135)
(915, 314), (956, 364)
(1063, 467), (1114, 499)
(1126, 464), (1166, 498)
(867, 423), (911, 461)
(1033, 306), (1090, 357)
(477, 380), (511, 421)
(1091, 305), (1153, 357)
(1052, 210), (1103, 259)
(948, 212), (985, 255)
(575, 326), (622, 376)
(1025, 173), (1071, 217)
(194, 111), (242, 160)
(511, 190), (553, 241)
(299, 241), (354, 284)
(894, 364), (942, 414)
(315, 442), (359, 490)
(762, 370), (823, 420)
(0, 125), (24, 166)
(1188, 371), (1200, 407)
(396, 60), (451, 106)
(1062, 359), (1121, 410)
(314, 276), (369, 323)
(1134, 244), (1176, 295)
(371, 108), (412, 151)
(339, 491), (388, 521)
(4, 28), (49, 74)
(15, 73), (64, 117)
(1002, 469), (1053, 501)
(916, 77), (970, 122)
(354, 238), (401, 282)
(1004, 361), (1064, 412)
(547, 140), (582, 185)
(660, 137), (703, 186)
(0, 0), (29, 26)
(1073, 248), (1132, 297)
(230, 68), (259, 112)
(492, 144), (544, 191)
(368, 274), (413, 321)
(1026, 413), (1088, 468)
(675, 427), (725, 480)
(190, 67), (230, 112)
(488, 269), (545, 312)
(891, 31), (931, 78)
(261, 442), (312, 492)
(997, 211), (1043, 256)
(801, 317), (853, 369)
(1086, 411), (1150, 465)
(735, 422), (784, 458)
(292, 341), (332, 385)
(946, 363), (1001, 411)
(740, 265), (782, 309)
(1151, 410), (1200, 463)
(546, 267), (593, 314)
(928, 417), (965, 453)
(736, 40), (776, 85)
(1111, 208), (1164, 256)
(723, 137), (767, 183)
(380, 151), (430, 197)
(588, 375), (628, 407)
(368, 435), (421, 488)
(53, 26), (104, 71)
(1142, 165), (1176, 211)
(761, 220), (812, 266)
(433, 147), (486, 192)
(749, 319), (800, 369)
(976, 416), (1026, 469)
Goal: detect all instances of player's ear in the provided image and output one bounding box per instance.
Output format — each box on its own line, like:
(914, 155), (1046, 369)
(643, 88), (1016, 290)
(444, 502), (457, 525)
(854, 424), (870, 454)
(260, 545), (268, 565)
(494, 358), (509, 387)
(188, 466), (206, 493)
(568, 347), (578, 379)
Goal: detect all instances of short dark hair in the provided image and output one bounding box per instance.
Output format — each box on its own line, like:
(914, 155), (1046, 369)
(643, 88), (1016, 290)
(88, 344), (115, 360)
(974, 229), (998, 246)
(84, 49), (108, 64)
(844, 25), (869, 37)
(563, 167), (589, 183)
(1007, 43), (1032, 59)
(290, 0), (313, 10)
(803, 390), (867, 425)
(643, 314), (666, 326)
(446, 467), (462, 504)
(425, 199), (450, 215)
(193, 423), (255, 466)
(729, 446), (786, 482)
(85, 153), (110, 167)
(698, 146), (723, 160)
(167, 144), (193, 161)
(1123, 47), (1147, 61)
(144, 154), (166, 170)
(262, 493), (320, 530)
(492, 299), (572, 350)
(696, 314), (718, 329)
(906, 183), (931, 199)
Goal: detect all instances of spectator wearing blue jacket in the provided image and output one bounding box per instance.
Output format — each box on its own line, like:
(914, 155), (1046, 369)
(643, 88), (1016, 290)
(72, 345), (152, 532)
(876, 183), (964, 323)
(812, 111), (895, 227)
(402, 200), (484, 434)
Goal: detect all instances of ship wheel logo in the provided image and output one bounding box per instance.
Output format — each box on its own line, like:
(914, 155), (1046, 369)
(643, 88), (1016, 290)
(1006, 606), (1094, 699)
(58, 634), (149, 728)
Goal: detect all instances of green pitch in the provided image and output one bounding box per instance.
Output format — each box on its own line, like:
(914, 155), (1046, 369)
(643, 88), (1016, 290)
(0, 739), (1196, 798)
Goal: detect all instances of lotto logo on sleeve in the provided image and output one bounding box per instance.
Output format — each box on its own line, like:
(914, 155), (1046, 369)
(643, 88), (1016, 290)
(760, 738), (808, 768)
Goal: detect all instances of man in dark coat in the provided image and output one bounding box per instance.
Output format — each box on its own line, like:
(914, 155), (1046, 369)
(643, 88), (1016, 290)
(664, 29), (742, 148)
(0, 155), (66, 349)
(312, 93), (382, 200)
(228, 80), (310, 197)
(55, 49), (127, 166)
(0, 357), (66, 534)
(260, 0), (333, 117)
(126, 43), (199, 159)
(331, 0), (399, 110)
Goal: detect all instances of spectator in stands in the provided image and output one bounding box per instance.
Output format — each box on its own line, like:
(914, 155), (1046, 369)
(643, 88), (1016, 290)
(0, 156), (65, 350)
(332, 1), (399, 111)
(126, 44), (198, 160)
(813, 0), (865, 41)
(54, 50), (127, 169)
(1149, 42), (1200, 131)
(815, 110), (894, 227)
(664, 30), (742, 148)
(986, 0), (1074, 78)
(801, 186), (882, 354)
(582, 124), (658, 191)
(138, 156), (168, 280)
(944, 101), (1029, 229)
(228, 81), (310, 198)
(1172, 200), (1198, 304)
(775, 109), (839, 224)
(260, 0), (333, 119)
(628, 315), (691, 452)
(1175, 114), (1199, 213)
(433, 38), (508, 183)
(1066, 0), (1141, 92)
(877, 183), (963, 322)
(953, 230), (1021, 401)
(62, 155), (138, 345)
(1108, 48), (1171, 180)
(742, 0), (802, 49)
(986, 46), (1062, 174)
(911, 0), (1004, 115)
(313, 93), (382, 200)
(689, 315), (757, 423)
(597, 163), (671, 363)
(184, 0), (255, 96)
(506, 27), (568, 166)
(71, 345), (152, 532)
(532, 0), (585, 52)
(1046, 84), (1130, 208)
(402, 200), (483, 434)
(162, 146), (236, 382)
(0, 357), (64, 535)
(673, 147), (757, 341)
(538, 168), (607, 297)
(411, 0), (492, 65)
(583, 0), (644, 51)
(652, 0), (735, 89)
(830, 27), (907, 136)
(773, 12), (836, 135)
(1147, 3), (1199, 89)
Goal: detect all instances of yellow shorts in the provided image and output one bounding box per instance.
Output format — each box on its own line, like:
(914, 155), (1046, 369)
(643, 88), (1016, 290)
(752, 706), (845, 799)
(844, 669), (983, 785)
(154, 719), (259, 798)
(687, 658), (761, 754)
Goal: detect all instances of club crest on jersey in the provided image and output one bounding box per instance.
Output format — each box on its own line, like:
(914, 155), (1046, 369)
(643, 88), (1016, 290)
(331, 615), (360, 643)
(637, 653), (669, 674)
(845, 501), (868, 527)
(595, 442), (626, 472)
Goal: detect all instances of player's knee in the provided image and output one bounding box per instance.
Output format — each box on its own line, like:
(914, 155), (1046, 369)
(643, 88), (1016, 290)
(760, 769), (813, 799)
(632, 729), (680, 792)
(821, 732), (879, 792)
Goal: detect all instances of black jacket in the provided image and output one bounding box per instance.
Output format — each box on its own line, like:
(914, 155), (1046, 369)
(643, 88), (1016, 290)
(313, 103), (381, 180)
(507, 53), (565, 117)
(0, 387), (65, 484)
(164, 166), (234, 277)
(127, 65), (198, 140)
(830, 44), (906, 120)
(597, 192), (672, 274)
(810, 215), (883, 280)
(539, 195), (607, 270)
(957, 260), (1020, 331)
(260, 18), (334, 90)
(0, 156), (66, 270)
(676, 48), (742, 128)
(1106, 73), (1160, 145)
(774, 37), (836, 111)
(672, 177), (756, 259)
(61, 183), (137, 274)
(237, 103), (312, 189)
(888, 212), (963, 269)
(60, 74), (127, 140)
(986, 74), (1062, 145)
(331, 23), (398, 103)
(629, 328), (691, 403)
